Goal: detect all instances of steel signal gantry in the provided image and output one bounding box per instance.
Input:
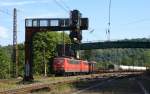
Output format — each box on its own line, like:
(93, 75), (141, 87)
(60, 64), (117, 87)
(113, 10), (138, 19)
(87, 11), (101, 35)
(24, 10), (88, 81)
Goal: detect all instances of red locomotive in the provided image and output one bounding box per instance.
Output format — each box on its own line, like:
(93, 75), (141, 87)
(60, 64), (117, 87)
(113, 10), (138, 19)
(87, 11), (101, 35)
(53, 57), (96, 75)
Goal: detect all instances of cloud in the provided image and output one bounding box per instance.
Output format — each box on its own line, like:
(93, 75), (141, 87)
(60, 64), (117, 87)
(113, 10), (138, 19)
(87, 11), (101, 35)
(0, 0), (70, 6)
(0, 0), (51, 6)
(25, 12), (67, 18)
(0, 26), (9, 39)
(1, 1), (35, 6)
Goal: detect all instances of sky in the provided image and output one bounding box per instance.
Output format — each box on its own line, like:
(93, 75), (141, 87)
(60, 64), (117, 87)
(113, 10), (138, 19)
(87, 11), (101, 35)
(0, 0), (150, 46)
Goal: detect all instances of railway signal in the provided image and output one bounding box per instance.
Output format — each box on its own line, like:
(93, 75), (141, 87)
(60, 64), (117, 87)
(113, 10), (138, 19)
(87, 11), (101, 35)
(69, 10), (82, 43)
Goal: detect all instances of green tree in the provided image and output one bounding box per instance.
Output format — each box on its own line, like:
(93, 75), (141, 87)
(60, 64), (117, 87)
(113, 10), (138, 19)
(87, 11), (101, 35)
(0, 48), (10, 78)
(32, 32), (70, 75)
(144, 49), (150, 67)
(18, 44), (25, 76)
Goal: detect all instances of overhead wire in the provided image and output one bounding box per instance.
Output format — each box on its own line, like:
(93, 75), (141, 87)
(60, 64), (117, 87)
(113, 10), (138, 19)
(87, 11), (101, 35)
(0, 9), (12, 16)
(88, 27), (95, 33)
(53, 0), (70, 13)
(0, 9), (13, 32)
(52, 0), (72, 56)
(0, 8), (23, 40)
(59, 0), (71, 10)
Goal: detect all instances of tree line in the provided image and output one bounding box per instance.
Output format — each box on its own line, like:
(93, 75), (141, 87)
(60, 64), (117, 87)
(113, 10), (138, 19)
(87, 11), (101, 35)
(0, 33), (150, 78)
(81, 38), (150, 69)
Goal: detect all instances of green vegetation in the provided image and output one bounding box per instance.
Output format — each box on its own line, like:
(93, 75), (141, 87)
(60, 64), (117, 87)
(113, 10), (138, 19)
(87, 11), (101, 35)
(32, 32), (70, 75)
(81, 48), (150, 69)
(0, 47), (11, 78)
(0, 36), (150, 79)
(0, 32), (70, 79)
(80, 38), (150, 69)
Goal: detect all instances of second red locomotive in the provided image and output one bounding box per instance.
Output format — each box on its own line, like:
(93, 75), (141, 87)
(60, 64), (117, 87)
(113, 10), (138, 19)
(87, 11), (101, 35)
(53, 57), (96, 75)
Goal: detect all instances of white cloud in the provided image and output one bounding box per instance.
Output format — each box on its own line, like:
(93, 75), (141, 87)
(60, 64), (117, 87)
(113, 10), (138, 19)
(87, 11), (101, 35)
(25, 12), (67, 18)
(0, 0), (51, 6)
(0, 26), (9, 39)
(0, 0), (70, 6)
(1, 1), (35, 6)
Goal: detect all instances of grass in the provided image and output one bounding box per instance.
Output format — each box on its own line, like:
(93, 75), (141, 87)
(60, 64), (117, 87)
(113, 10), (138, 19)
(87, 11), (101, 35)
(0, 83), (17, 90)
(30, 79), (99, 94)
(31, 83), (74, 94)
(34, 75), (80, 84)
(0, 74), (93, 93)
(50, 83), (74, 94)
(0, 79), (20, 91)
(0, 75), (79, 92)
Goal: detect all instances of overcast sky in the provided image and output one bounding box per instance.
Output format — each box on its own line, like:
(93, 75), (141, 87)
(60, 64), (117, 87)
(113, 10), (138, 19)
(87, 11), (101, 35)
(0, 0), (150, 46)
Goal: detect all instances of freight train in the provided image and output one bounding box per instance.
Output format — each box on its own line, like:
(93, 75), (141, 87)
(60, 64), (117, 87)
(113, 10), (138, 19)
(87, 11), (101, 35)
(53, 57), (96, 75)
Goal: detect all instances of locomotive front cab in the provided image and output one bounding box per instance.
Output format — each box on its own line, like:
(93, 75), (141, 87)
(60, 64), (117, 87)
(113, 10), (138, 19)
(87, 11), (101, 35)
(53, 57), (65, 74)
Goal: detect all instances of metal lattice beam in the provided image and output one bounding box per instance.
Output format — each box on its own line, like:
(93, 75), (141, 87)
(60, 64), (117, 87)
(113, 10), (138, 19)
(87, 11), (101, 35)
(58, 41), (150, 51)
(25, 18), (88, 31)
(77, 41), (150, 50)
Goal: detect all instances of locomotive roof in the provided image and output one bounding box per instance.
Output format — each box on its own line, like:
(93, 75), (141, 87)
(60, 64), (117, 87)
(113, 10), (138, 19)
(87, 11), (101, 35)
(89, 61), (97, 64)
(54, 57), (96, 64)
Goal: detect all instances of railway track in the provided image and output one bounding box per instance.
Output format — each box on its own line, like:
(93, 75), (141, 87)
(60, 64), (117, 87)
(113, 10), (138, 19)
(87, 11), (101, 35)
(72, 73), (149, 94)
(0, 71), (143, 94)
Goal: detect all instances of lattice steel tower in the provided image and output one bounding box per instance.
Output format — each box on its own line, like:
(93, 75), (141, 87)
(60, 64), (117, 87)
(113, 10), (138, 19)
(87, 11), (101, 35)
(13, 8), (18, 78)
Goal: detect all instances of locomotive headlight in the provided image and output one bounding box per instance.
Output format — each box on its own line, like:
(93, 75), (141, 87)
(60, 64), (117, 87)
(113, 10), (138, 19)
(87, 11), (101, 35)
(73, 38), (77, 41)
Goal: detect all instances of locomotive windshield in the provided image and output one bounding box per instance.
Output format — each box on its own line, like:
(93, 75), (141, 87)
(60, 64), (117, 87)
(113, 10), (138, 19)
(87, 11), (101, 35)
(69, 59), (80, 64)
(54, 58), (64, 64)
